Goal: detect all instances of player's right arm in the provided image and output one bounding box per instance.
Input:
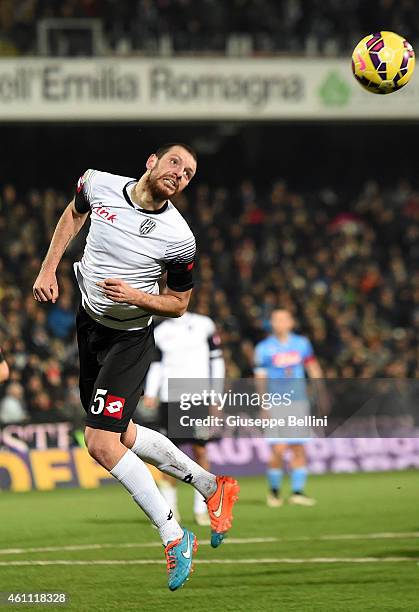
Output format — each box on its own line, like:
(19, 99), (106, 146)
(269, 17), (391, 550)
(33, 171), (93, 303)
(33, 198), (89, 303)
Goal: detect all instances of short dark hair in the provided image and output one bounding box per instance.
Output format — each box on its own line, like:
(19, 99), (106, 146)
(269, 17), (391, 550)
(155, 142), (197, 163)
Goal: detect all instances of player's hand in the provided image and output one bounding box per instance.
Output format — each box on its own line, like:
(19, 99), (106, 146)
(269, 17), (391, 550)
(97, 278), (138, 304)
(33, 269), (59, 303)
(143, 396), (158, 409)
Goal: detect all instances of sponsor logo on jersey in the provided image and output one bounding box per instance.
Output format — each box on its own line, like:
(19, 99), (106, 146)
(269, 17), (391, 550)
(272, 351), (302, 368)
(103, 394), (126, 419)
(92, 204), (117, 223)
(187, 261), (194, 270)
(139, 218), (157, 235)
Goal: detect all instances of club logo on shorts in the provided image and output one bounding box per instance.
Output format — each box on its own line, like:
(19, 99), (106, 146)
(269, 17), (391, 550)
(103, 394), (126, 419)
(139, 218), (156, 235)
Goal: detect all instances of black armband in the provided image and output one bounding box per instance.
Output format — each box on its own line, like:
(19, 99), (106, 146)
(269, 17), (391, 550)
(74, 189), (90, 214)
(208, 333), (222, 355)
(166, 260), (194, 292)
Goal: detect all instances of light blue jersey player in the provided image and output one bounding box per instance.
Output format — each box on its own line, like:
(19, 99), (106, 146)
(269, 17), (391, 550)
(254, 309), (324, 507)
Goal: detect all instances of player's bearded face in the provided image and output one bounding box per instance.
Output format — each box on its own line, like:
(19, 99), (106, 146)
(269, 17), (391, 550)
(147, 164), (179, 200)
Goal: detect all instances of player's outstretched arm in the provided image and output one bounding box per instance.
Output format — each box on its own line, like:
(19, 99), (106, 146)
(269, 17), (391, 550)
(97, 279), (192, 317)
(33, 199), (89, 303)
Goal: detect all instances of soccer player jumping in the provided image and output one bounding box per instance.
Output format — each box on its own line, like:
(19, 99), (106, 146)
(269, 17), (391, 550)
(33, 144), (239, 591)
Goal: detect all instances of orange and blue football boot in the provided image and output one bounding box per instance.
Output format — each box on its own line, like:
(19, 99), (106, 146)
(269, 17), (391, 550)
(206, 476), (240, 548)
(164, 528), (198, 591)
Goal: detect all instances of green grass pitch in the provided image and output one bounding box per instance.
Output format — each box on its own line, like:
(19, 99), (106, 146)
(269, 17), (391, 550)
(0, 471), (418, 611)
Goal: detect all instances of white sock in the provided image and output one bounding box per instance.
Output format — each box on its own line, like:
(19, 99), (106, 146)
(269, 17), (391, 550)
(159, 480), (178, 512)
(110, 449), (183, 545)
(131, 425), (217, 499)
(193, 489), (208, 515)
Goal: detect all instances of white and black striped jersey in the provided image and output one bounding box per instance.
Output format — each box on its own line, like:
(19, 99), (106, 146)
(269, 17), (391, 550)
(73, 169), (196, 330)
(144, 312), (225, 402)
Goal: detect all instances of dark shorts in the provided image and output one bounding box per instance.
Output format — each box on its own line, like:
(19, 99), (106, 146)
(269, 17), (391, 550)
(76, 304), (155, 433)
(150, 402), (209, 447)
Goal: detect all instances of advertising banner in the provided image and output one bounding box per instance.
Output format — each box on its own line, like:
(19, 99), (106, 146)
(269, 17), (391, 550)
(1, 437), (419, 491)
(0, 57), (418, 121)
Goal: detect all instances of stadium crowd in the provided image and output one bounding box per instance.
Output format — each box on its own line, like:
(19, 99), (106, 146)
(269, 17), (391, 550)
(0, 175), (418, 424)
(0, 0), (418, 56)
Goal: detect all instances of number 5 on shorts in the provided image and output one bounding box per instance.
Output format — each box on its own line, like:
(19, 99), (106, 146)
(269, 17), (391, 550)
(90, 388), (108, 414)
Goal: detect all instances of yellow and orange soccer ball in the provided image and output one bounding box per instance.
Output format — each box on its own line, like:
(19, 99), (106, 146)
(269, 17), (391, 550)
(352, 31), (415, 94)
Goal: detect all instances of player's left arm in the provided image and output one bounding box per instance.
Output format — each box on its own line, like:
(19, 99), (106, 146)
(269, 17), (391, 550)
(97, 281), (192, 317)
(303, 341), (330, 415)
(305, 358), (323, 379)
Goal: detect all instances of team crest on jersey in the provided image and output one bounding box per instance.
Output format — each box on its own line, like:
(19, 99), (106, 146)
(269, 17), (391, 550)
(139, 218), (156, 235)
(272, 351), (301, 367)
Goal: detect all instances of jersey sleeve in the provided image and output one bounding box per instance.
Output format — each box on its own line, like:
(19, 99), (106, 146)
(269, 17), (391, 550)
(302, 337), (315, 365)
(163, 235), (196, 292)
(74, 169), (97, 213)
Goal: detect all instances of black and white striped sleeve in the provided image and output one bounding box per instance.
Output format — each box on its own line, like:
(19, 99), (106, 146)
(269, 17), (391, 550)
(163, 234), (196, 292)
(74, 169), (96, 213)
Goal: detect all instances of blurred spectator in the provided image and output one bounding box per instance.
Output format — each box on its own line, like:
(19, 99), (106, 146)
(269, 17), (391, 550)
(0, 347), (9, 383)
(30, 390), (63, 423)
(0, 172), (418, 425)
(0, 382), (27, 424)
(1, 1), (419, 57)
(47, 294), (75, 339)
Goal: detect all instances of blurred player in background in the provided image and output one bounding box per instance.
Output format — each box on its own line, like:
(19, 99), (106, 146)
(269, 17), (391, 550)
(143, 310), (225, 525)
(32, 143), (239, 591)
(254, 309), (324, 507)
